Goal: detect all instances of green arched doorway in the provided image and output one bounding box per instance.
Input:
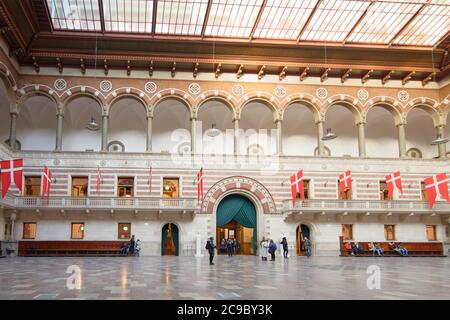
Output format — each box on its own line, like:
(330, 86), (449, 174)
(296, 224), (311, 256)
(216, 194), (257, 255)
(161, 223), (179, 256)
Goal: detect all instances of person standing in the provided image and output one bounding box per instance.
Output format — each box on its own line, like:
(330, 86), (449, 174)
(227, 238), (233, 257)
(304, 237), (312, 258)
(269, 240), (277, 261)
(260, 237), (269, 261)
(205, 237), (216, 265)
(129, 235), (136, 255)
(233, 238), (239, 255)
(281, 237), (288, 258)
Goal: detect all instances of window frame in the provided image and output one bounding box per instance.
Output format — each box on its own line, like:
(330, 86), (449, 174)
(161, 176), (182, 198)
(23, 175), (42, 197)
(118, 222), (131, 240)
(70, 175), (89, 197)
(71, 222), (85, 240)
(384, 224), (396, 241)
(22, 222), (37, 239)
(342, 224), (353, 241)
(426, 225), (437, 241)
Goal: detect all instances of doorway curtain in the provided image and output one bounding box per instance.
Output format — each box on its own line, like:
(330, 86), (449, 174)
(216, 194), (257, 254)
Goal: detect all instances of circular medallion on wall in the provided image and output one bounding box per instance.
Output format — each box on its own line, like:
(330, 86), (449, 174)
(188, 83), (201, 96)
(398, 90), (409, 102)
(274, 86), (286, 98)
(357, 89), (369, 101)
(177, 141), (191, 155)
(321, 164), (327, 170)
(145, 82), (157, 94)
(54, 79), (67, 91)
(100, 160), (106, 167)
(316, 87), (328, 100)
(232, 84), (244, 96)
(53, 159), (60, 166)
(100, 80), (112, 92)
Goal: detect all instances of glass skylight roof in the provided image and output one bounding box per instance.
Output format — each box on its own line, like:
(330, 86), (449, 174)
(155, 0), (209, 35)
(46, 0), (101, 31)
(45, 0), (450, 47)
(253, 0), (317, 40)
(204, 0), (264, 38)
(103, 0), (154, 33)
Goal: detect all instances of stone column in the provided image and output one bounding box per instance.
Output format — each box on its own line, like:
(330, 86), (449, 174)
(316, 120), (325, 157)
(191, 117), (197, 154)
(275, 119), (283, 156)
(9, 112), (17, 150)
(357, 122), (366, 158)
(10, 212), (16, 241)
(233, 118), (240, 155)
(146, 115), (153, 152)
(55, 113), (64, 151)
(101, 115), (109, 152)
(436, 125), (447, 158)
(397, 123), (407, 158)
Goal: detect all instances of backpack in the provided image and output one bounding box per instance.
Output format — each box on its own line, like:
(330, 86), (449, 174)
(271, 243), (277, 251)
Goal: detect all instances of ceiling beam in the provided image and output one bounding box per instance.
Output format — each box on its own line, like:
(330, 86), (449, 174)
(342, 1), (376, 45)
(361, 69), (373, 84)
(421, 72), (435, 86)
(104, 59), (108, 75)
(297, 0), (323, 43)
(402, 71), (415, 85)
(388, 0), (431, 47)
(98, 0), (106, 34)
(381, 70), (395, 85)
(215, 63), (221, 78)
(341, 69), (351, 83)
(320, 67), (330, 82)
(236, 64), (244, 79)
(279, 66), (287, 81)
(201, 0), (213, 39)
(193, 62), (199, 78)
(249, 0), (268, 41)
(152, 0), (158, 37)
(434, 30), (450, 49)
(440, 49), (448, 70)
(257, 65), (266, 80)
(171, 61), (176, 78)
(56, 57), (62, 74)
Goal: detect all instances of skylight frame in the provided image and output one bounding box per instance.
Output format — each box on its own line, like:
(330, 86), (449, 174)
(102, 0), (154, 33)
(46, 0), (102, 32)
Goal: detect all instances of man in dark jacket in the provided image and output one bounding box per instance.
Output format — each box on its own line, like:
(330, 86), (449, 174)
(205, 237), (216, 265)
(281, 237), (288, 258)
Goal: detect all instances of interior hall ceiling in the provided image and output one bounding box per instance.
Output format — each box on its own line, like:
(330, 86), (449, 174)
(0, 0), (449, 83)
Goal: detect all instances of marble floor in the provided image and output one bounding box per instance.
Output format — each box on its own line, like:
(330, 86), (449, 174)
(0, 255), (449, 300)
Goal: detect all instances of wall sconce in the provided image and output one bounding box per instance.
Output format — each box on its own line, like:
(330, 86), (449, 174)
(281, 181), (286, 187)
(324, 180), (328, 187)
(51, 177), (57, 184)
(366, 182), (371, 188)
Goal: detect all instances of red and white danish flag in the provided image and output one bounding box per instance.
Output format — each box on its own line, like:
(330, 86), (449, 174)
(1, 159), (23, 199)
(42, 166), (52, 200)
(197, 168), (204, 202)
(339, 170), (352, 199)
(96, 167), (102, 193)
(290, 170), (305, 206)
(424, 173), (450, 209)
(386, 171), (403, 199)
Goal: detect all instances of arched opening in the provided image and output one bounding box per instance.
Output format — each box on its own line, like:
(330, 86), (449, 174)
(109, 98), (147, 152)
(240, 101), (276, 156)
(161, 223), (179, 256)
(197, 100), (234, 155)
(366, 106), (398, 158)
(406, 108), (437, 159)
(296, 224), (312, 256)
(0, 79), (11, 145)
(153, 99), (191, 154)
(216, 194), (257, 255)
(17, 96), (56, 151)
(63, 96), (102, 151)
(324, 104), (358, 157)
(282, 102), (316, 156)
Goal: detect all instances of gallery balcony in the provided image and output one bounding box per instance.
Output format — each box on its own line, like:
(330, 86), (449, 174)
(282, 199), (450, 216)
(0, 194), (200, 213)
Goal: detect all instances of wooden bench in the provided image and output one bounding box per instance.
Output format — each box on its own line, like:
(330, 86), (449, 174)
(339, 237), (444, 257)
(18, 241), (130, 257)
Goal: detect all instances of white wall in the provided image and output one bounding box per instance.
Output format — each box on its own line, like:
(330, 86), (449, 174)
(366, 106), (398, 158)
(0, 81), (10, 144)
(282, 103), (316, 156)
(63, 97), (102, 151)
(240, 101), (277, 155)
(406, 108), (437, 159)
(197, 100), (234, 155)
(109, 98), (147, 152)
(17, 96), (56, 151)
(324, 105), (358, 157)
(153, 99), (191, 153)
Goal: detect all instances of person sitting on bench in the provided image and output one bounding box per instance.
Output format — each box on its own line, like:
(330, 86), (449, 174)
(369, 242), (383, 255)
(352, 242), (363, 255)
(397, 243), (408, 256)
(345, 242), (353, 255)
(389, 242), (401, 255)
(120, 243), (129, 255)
